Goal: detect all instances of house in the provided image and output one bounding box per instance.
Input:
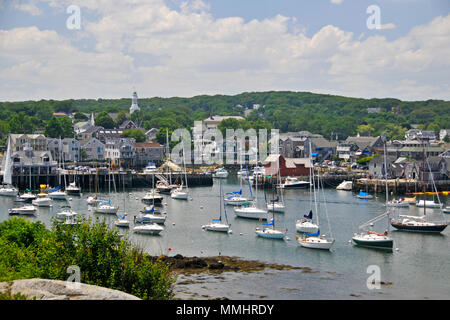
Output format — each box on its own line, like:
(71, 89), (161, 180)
(74, 121), (93, 134)
(80, 138), (105, 161)
(278, 131), (335, 160)
(52, 112), (68, 118)
(203, 115), (245, 129)
(47, 138), (80, 162)
(399, 146), (444, 160)
(77, 126), (104, 142)
(344, 135), (384, 155)
(337, 143), (360, 161)
(439, 129), (449, 141)
(10, 134), (47, 152)
(262, 154), (312, 177)
(9, 147), (57, 176)
(104, 137), (136, 167)
(134, 142), (165, 167)
(119, 120), (138, 130)
(368, 155), (397, 178)
(404, 157), (446, 181)
(405, 129), (436, 141)
(145, 128), (159, 141)
(96, 128), (124, 144)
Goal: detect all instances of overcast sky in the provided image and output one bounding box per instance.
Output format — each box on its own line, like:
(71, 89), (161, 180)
(0, 0), (449, 101)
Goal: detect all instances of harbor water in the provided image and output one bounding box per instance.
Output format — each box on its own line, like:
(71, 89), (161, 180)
(1, 175), (449, 299)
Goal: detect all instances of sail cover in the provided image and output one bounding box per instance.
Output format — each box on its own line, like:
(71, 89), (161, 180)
(304, 210), (313, 219)
(48, 185), (61, 192)
(263, 219), (274, 226)
(305, 229), (320, 236)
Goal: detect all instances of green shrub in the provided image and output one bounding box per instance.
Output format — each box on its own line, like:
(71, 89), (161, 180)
(0, 217), (175, 300)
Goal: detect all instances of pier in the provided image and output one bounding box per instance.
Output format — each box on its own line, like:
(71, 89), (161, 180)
(2, 171), (213, 192)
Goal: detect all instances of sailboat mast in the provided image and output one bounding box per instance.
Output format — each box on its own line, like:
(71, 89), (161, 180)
(422, 139), (426, 216)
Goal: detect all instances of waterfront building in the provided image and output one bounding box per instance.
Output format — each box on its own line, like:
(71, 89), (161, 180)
(80, 138), (105, 161)
(134, 142), (165, 167)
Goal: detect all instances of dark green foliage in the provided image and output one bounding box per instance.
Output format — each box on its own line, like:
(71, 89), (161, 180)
(0, 217), (174, 300)
(122, 129), (147, 142)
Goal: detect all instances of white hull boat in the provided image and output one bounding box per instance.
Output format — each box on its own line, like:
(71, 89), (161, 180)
(255, 228), (285, 239)
(234, 205), (268, 220)
(352, 232), (393, 249)
(212, 168), (229, 178)
(280, 177), (310, 189)
(297, 236), (334, 250)
(133, 224), (164, 235)
(336, 180), (352, 191)
(267, 202), (285, 213)
(224, 196), (248, 206)
(0, 187), (18, 197)
(387, 199), (410, 207)
(416, 200), (442, 208)
(96, 204), (119, 214)
(202, 223), (230, 232)
(48, 190), (67, 200)
(87, 196), (100, 205)
(18, 192), (37, 201)
(170, 187), (188, 200)
(136, 213), (166, 224)
(296, 219), (319, 233)
(8, 205), (37, 215)
(444, 207), (450, 214)
(114, 218), (130, 228)
(32, 194), (52, 207)
(56, 208), (78, 219)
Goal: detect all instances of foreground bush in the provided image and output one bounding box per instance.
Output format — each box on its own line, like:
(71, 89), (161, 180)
(0, 217), (174, 300)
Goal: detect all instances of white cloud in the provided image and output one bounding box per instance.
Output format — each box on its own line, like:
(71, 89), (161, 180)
(1, 1), (449, 101)
(330, 0), (344, 4)
(12, 0), (42, 15)
(378, 23), (397, 30)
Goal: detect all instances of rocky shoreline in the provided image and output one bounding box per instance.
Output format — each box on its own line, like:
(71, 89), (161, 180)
(152, 254), (312, 274)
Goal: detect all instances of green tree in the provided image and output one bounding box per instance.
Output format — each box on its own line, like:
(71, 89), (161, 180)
(122, 129), (147, 142)
(44, 117), (64, 138)
(115, 111), (128, 127)
(8, 112), (35, 134)
(95, 111), (115, 129)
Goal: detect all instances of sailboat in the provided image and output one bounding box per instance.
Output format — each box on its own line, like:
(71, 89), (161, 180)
(352, 143), (394, 249)
(170, 143), (189, 200)
(390, 141), (448, 233)
(256, 185), (286, 239)
(0, 135), (18, 197)
(136, 172), (166, 224)
(266, 161), (285, 213)
(96, 162), (119, 214)
(18, 143), (37, 202)
(202, 178), (231, 232)
(297, 162), (334, 250)
(114, 170), (130, 228)
(224, 153), (249, 206)
(296, 144), (319, 233)
(49, 138), (68, 200)
(234, 161), (268, 220)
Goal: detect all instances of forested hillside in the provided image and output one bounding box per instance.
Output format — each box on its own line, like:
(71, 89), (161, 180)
(0, 91), (448, 143)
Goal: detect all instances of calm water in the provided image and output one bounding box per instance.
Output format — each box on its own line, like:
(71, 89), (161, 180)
(1, 176), (449, 300)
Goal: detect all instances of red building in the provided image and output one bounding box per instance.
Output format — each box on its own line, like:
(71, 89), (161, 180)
(263, 154), (311, 177)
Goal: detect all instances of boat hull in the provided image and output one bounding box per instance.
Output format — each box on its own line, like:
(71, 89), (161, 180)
(390, 222), (448, 233)
(298, 237), (334, 250)
(255, 229), (285, 239)
(95, 206), (119, 214)
(203, 223), (230, 232)
(234, 207), (268, 220)
(352, 237), (393, 249)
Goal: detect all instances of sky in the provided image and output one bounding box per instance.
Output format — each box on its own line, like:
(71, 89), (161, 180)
(0, 0), (449, 101)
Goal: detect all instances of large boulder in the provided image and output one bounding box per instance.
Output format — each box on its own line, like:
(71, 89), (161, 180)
(0, 279), (140, 300)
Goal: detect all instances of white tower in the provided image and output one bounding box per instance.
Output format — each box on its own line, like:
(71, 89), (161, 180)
(130, 91), (140, 114)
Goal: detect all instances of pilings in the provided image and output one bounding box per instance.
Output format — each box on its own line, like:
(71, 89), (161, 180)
(352, 178), (450, 195)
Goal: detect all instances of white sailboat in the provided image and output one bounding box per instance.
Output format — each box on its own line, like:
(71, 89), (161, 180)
(171, 143), (189, 200)
(32, 192), (52, 207)
(49, 138), (67, 200)
(0, 135), (18, 197)
(225, 153), (249, 206)
(256, 186), (286, 239)
(202, 179), (231, 233)
(234, 163), (268, 220)
(133, 223), (164, 235)
(114, 170), (130, 228)
(297, 156), (334, 250)
(95, 163), (118, 214)
(296, 145), (319, 233)
(352, 141), (394, 250)
(136, 172), (166, 224)
(266, 161), (285, 213)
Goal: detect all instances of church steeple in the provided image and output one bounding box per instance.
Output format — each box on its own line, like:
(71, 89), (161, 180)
(130, 91), (140, 114)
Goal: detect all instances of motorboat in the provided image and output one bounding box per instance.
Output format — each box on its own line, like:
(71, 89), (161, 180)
(416, 200), (442, 208)
(32, 193), (52, 207)
(357, 191), (373, 199)
(18, 192), (37, 202)
(142, 189), (164, 204)
(336, 180), (353, 191)
(156, 181), (175, 195)
(279, 176), (310, 189)
(95, 200), (119, 214)
(48, 190), (67, 200)
(386, 199), (410, 207)
(133, 223), (164, 235)
(66, 182), (81, 196)
(8, 205), (37, 215)
(143, 162), (160, 174)
(56, 206), (78, 219)
(212, 167), (229, 179)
